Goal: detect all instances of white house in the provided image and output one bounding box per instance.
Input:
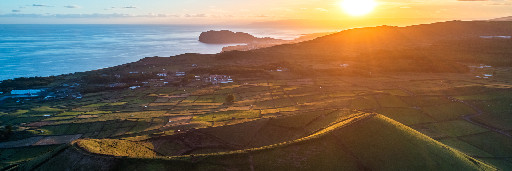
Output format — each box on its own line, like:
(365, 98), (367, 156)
(157, 73), (168, 77)
(176, 72), (186, 76)
(207, 75), (233, 84)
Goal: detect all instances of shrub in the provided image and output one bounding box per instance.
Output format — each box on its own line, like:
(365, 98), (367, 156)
(0, 124), (13, 140)
(225, 94), (235, 104)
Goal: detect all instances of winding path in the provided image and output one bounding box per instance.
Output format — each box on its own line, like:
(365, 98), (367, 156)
(448, 96), (512, 138)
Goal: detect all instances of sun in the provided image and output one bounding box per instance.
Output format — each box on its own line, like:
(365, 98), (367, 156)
(340, 0), (377, 16)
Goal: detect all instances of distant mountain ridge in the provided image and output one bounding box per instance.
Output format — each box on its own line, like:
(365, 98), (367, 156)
(215, 20), (512, 72)
(490, 16), (512, 21)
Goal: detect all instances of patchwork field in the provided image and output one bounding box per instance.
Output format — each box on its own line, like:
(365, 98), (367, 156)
(2, 70), (510, 170)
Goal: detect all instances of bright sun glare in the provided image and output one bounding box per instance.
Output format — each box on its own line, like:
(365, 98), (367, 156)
(340, 0), (377, 16)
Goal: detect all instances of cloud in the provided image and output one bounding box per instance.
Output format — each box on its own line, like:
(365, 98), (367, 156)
(184, 14), (207, 17)
(0, 13), (182, 18)
(255, 14), (270, 18)
(0, 13), (125, 18)
(315, 8), (328, 12)
(0, 14), (44, 17)
(12, 10), (21, 13)
(143, 13), (180, 17)
(32, 4), (52, 7)
(103, 7), (116, 10)
(64, 5), (81, 9)
(456, 0), (512, 5)
(122, 6), (137, 9)
(487, 2), (511, 5)
(104, 6), (137, 10)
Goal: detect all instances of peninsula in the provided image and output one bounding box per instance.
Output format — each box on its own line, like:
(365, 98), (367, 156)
(199, 30), (331, 52)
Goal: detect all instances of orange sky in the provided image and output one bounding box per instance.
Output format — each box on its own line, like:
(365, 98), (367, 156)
(1, 0), (511, 26)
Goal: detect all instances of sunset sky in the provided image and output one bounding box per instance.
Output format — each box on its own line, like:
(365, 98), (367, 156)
(1, 0), (511, 27)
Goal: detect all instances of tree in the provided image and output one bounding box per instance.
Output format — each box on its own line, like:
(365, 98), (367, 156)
(0, 125), (13, 141)
(225, 94), (235, 104)
(182, 74), (196, 84)
(5, 125), (12, 135)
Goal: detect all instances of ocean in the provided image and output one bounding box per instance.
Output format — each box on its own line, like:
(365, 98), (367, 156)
(0, 24), (315, 81)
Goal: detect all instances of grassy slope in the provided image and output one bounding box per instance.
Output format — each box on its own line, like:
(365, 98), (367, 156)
(326, 115), (493, 171)
(30, 114), (495, 170)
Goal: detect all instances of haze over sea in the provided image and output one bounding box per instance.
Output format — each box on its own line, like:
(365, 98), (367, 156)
(0, 24), (317, 81)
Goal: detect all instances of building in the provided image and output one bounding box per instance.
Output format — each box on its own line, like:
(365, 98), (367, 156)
(10, 89), (44, 97)
(276, 67), (289, 72)
(207, 75), (233, 84)
(340, 64), (350, 68)
(176, 72), (186, 76)
(108, 83), (128, 88)
(157, 73), (168, 77)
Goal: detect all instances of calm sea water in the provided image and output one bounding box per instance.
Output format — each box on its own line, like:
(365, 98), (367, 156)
(0, 24), (313, 81)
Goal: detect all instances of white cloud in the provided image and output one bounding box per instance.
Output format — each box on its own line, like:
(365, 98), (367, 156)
(64, 5), (81, 9)
(32, 4), (53, 7)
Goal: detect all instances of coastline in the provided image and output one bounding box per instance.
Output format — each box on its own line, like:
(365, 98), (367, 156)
(0, 24), (323, 81)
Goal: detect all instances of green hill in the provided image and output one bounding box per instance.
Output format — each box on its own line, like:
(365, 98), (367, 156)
(27, 113), (495, 170)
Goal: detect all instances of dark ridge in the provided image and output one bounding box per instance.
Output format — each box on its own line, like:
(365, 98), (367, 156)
(199, 30), (277, 44)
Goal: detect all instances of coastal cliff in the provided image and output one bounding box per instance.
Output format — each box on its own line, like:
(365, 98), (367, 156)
(199, 30), (277, 44)
(199, 30), (331, 52)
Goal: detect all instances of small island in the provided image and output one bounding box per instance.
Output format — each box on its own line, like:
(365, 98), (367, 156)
(199, 30), (277, 44)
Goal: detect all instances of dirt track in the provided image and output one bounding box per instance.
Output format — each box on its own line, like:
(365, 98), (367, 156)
(0, 134), (82, 148)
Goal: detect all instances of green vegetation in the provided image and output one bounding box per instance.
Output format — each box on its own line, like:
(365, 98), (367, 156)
(422, 103), (476, 121)
(1, 145), (59, 168)
(2, 21), (512, 170)
(0, 125), (13, 141)
(32, 106), (64, 112)
(473, 97), (512, 130)
(77, 139), (156, 157)
(193, 110), (260, 122)
(322, 115), (494, 170)
(439, 138), (493, 157)
(33, 114), (495, 170)
(375, 94), (409, 108)
(459, 132), (512, 157)
(0, 76), (58, 92)
(422, 120), (489, 137)
(225, 94), (236, 103)
(376, 108), (434, 125)
(349, 96), (379, 110)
